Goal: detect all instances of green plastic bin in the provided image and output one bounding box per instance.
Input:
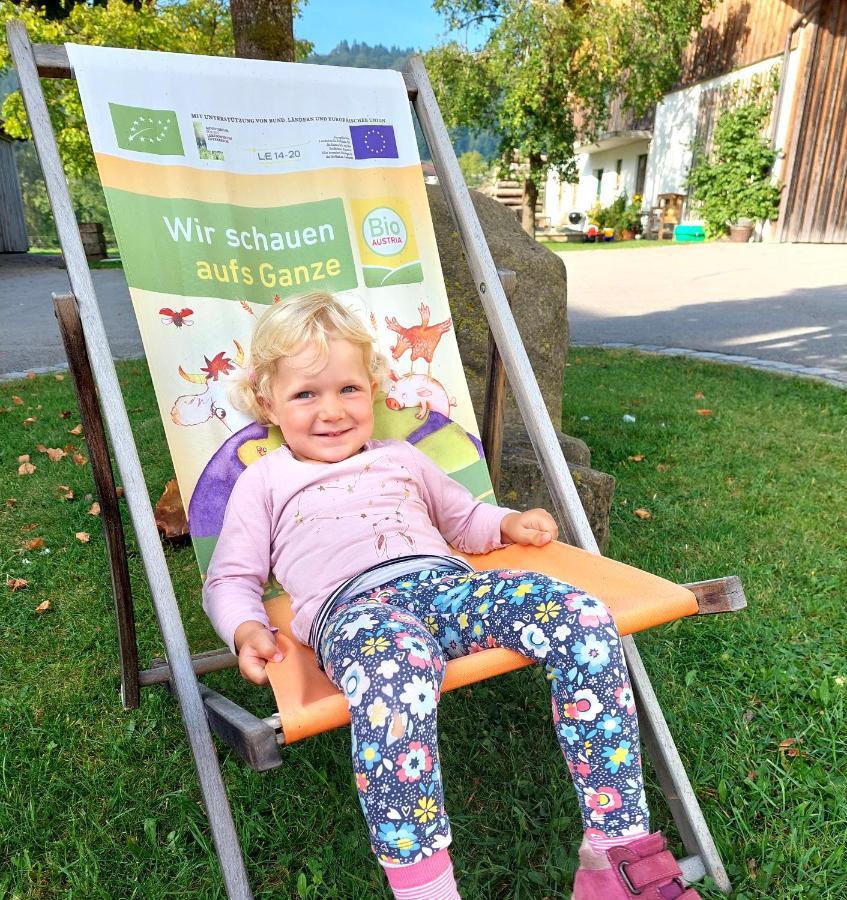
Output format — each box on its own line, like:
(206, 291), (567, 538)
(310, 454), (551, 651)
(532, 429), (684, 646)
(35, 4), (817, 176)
(674, 223), (705, 242)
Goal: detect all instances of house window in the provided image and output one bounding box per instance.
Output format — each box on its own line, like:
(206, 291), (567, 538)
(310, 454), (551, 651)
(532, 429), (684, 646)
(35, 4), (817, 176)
(615, 158), (623, 190)
(636, 154), (648, 197)
(594, 169), (603, 198)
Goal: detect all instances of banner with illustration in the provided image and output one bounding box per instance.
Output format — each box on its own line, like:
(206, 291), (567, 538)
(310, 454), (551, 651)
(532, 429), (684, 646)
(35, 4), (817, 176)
(68, 45), (492, 572)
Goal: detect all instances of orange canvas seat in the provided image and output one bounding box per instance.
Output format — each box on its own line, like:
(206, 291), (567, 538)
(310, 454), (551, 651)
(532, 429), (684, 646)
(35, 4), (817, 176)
(265, 540), (697, 743)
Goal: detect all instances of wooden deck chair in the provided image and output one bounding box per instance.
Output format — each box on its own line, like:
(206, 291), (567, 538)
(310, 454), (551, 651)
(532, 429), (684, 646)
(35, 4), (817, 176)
(7, 21), (746, 899)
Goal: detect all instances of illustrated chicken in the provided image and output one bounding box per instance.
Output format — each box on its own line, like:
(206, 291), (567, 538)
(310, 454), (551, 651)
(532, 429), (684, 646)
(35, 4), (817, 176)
(385, 303), (453, 375)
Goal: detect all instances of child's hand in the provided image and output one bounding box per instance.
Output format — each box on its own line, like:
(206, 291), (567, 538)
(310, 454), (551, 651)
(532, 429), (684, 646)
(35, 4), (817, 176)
(234, 620), (284, 685)
(500, 508), (559, 547)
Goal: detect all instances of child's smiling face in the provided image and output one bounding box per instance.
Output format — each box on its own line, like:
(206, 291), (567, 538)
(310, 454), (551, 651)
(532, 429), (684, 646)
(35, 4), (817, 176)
(262, 338), (376, 464)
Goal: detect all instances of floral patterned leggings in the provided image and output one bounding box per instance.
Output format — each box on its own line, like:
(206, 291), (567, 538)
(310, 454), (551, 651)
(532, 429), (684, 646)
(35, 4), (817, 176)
(320, 566), (649, 866)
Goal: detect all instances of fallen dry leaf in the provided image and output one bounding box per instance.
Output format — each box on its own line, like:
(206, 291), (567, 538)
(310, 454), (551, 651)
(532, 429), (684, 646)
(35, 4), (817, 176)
(7, 576), (28, 591)
(26, 372), (36, 380)
(69, 424), (83, 436)
(36, 443), (47, 453)
(18, 454), (30, 464)
(54, 373), (65, 381)
(35, 599), (50, 613)
(72, 453), (87, 466)
(694, 391), (705, 399)
(116, 486), (125, 498)
(56, 485), (74, 501)
(696, 409), (713, 417)
(746, 770), (758, 781)
(59, 410), (71, 419)
(75, 531), (91, 543)
(18, 462), (36, 476)
(63, 443), (77, 453)
(22, 417), (37, 426)
(656, 463), (670, 473)
(155, 478), (189, 541)
(634, 508), (653, 520)
(88, 502), (101, 517)
(778, 738), (797, 749)
(12, 395), (24, 405)
(6, 498), (17, 508)
(46, 448), (66, 463)
(628, 454), (645, 462)
(23, 537), (44, 551)
(21, 523), (38, 533)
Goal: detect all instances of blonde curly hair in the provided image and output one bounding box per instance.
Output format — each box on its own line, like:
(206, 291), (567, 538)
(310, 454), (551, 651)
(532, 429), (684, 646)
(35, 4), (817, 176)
(231, 292), (387, 425)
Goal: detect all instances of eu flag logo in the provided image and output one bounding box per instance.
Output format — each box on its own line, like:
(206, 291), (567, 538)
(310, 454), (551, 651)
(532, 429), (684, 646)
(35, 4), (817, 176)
(350, 125), (399, 160)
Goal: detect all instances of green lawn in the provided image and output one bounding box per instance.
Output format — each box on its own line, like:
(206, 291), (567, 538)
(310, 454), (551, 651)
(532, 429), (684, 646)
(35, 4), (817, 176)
(1, 351), (844, 898)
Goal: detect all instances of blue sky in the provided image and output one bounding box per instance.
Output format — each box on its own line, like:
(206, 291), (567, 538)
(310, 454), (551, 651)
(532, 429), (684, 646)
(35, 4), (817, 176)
(297, 1), (488, 54)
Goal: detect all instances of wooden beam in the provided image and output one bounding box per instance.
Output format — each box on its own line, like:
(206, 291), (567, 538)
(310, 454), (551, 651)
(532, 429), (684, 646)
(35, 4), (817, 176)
(199, 684), (282, 773)
(141, 647), (238, 686)
(30, 41), (419, 99)
(684, 575), (747, 615)
(53, 293), (141, 709)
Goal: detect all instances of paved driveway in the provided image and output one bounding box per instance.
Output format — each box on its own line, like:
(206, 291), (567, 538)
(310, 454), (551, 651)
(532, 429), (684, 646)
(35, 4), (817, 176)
(562, 242), (847, 380)
(2, 243), (846, 382)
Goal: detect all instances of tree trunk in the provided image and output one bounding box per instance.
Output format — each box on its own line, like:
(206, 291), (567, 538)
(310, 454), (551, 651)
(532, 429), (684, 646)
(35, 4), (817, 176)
(521, 153), (541, 236)
(230, 0), (295, 62)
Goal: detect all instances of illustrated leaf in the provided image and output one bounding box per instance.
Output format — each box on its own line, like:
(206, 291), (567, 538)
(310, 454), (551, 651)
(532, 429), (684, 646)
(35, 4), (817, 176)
(18, 462), (36, 475)
(634, 508), (652, 519)
(24, 538), (45, 551)
(7, 576), (28, 591)
(35, 600), (50, 613)
(88, 502), (101, 516)
(69, 424), (83, 435)
(75, 531), (91, 543)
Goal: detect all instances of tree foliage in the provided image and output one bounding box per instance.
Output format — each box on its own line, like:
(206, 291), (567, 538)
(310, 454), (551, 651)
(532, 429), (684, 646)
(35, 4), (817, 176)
(686, 97), (781, 236)
(427, 0), (710, 231)
(1, 0), (236, 178)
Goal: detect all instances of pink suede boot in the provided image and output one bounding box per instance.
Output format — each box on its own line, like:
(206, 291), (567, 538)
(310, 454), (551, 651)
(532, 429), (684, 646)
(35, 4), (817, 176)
(572, 832), (701, 900)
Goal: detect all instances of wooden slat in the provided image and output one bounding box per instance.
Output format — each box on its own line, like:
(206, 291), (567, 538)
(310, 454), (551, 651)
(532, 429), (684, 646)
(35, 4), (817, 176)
(481, 268), (516, 494)
(141, 647), (238, 686)
(6, 21), (253, 900)
(684, 576), (746, 614)
(53, 294), (141, 709)
(31, 40), (419, 98)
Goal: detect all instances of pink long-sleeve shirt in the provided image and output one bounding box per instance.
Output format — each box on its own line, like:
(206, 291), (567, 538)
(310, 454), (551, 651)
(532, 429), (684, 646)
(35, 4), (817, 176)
(202, 439), (514, 652)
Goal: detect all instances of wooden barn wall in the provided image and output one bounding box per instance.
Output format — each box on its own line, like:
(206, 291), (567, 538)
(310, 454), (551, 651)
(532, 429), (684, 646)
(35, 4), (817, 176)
(679, 0), (804, 86)
(780, 0), (847, 243)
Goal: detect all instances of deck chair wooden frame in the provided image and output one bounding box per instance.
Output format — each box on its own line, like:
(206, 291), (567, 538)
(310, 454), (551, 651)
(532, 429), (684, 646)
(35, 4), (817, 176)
(9, 21), (746, 898)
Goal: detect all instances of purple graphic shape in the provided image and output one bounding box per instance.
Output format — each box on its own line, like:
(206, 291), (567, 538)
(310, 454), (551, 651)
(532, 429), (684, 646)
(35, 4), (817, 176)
(188, 421), (267, 537)
(350, 124), (399, 159)
(406, 411), (484, 459)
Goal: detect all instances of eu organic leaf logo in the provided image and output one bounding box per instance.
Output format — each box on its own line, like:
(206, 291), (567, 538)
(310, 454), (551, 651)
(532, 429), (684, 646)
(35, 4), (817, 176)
(109, 103), (184, 157)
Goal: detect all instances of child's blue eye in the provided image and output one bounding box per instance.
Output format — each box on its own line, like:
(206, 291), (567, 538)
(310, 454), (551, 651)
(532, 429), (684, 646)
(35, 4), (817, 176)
(294, 391), (313, 400)
(341, 385), (359, 394)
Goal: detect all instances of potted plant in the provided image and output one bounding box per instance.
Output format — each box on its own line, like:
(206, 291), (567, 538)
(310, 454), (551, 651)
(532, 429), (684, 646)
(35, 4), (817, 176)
(618, 195), (644, 240)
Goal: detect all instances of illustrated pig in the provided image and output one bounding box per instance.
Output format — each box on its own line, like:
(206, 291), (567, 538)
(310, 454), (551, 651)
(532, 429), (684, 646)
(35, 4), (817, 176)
(385, 371), (456, 420)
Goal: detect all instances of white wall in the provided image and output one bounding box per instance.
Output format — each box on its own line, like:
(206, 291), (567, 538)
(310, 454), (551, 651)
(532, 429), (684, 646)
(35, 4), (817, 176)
(544, 139), (649, 226)
(643, 53), (794, 217)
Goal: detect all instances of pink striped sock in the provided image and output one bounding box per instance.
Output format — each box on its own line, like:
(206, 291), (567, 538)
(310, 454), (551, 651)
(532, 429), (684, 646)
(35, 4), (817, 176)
(587, 829), (649, 853)
(383, 849), (460, 899)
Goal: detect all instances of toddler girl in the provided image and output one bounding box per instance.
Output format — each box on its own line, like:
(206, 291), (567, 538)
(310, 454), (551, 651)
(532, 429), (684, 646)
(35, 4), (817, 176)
(203, 292), (699, 900)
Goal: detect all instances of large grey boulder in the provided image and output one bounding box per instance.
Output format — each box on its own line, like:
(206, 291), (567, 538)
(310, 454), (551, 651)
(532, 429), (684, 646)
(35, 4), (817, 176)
(426, 184), (614, 551)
